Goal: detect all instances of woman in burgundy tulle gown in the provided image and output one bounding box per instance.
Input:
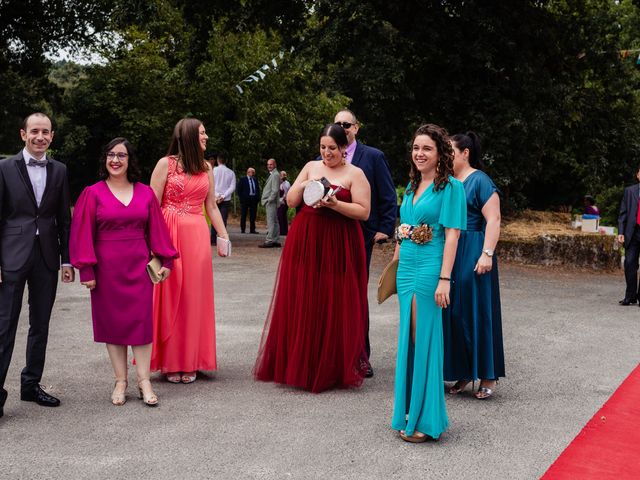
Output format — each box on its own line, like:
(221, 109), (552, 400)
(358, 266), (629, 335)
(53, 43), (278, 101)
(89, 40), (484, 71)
(254, 124), (371, 393)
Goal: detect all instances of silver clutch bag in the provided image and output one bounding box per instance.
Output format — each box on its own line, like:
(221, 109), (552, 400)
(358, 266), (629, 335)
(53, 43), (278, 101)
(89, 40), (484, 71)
(303, 177), (340, 206)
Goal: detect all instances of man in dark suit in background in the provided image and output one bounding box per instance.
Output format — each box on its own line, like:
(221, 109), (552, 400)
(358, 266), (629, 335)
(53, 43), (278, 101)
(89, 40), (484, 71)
(237, 167), (260, 234)
(0, 112), (74, 419)
(334, 109), (397, 377)
(617, 165), (640, 305)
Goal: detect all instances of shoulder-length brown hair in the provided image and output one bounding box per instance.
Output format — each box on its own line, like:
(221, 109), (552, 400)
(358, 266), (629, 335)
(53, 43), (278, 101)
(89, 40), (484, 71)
(408, 123), (454, 193)
(98, 137), (141, 183)
(166, 117), (207, 175)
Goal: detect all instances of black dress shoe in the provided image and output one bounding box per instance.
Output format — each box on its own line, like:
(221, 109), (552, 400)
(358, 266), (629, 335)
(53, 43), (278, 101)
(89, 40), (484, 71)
(365, 366), (374, 378)
(21, 385), (60, 407)
(619, 298), (637, 306)
(258, 242), (276, 248)
(250, 231), (260, 234)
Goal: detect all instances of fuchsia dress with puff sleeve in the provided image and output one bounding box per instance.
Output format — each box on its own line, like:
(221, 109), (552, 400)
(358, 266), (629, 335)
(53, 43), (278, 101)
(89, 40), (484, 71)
(151, 156), (218, 373)
(70, 181), (178, 345)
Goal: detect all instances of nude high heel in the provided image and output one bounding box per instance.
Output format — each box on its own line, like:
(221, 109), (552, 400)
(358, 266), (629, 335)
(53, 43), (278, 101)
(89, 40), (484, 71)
(111, 380), (128, 406)
(137, 378), (158, 407)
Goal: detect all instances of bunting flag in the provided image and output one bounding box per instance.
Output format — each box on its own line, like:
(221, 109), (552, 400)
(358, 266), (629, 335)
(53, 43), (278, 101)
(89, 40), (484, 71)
(618, 48), (640, 61)
(234, 46), (295, 94)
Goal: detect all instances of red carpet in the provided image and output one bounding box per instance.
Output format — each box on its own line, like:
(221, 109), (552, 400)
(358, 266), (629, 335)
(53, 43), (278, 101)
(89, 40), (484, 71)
(541, 363), (640, 479)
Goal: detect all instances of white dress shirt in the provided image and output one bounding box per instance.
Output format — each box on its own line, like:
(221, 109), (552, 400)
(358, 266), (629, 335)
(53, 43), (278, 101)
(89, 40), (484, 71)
(23, 147), (47, 207)
(213, 164), (237, 201)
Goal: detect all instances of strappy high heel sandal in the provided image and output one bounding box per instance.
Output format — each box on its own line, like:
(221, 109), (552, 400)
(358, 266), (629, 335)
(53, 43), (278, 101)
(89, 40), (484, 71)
(475, 379), (497, 399)
(166, 372), (182, 384)
(111, 380), (128, 406)
(137, 379), (159, 407)
(448, 379), (475, 395)
(399, 430), (429, 443)
(181, 372), (197, 384)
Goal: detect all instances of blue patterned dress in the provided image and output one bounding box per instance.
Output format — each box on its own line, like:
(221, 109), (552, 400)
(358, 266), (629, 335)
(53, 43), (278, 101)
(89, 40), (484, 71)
(391, 177), (466, 439)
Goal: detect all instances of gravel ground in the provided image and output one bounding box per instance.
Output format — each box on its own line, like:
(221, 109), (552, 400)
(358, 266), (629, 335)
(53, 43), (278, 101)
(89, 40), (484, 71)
(0, 225), (638, 480)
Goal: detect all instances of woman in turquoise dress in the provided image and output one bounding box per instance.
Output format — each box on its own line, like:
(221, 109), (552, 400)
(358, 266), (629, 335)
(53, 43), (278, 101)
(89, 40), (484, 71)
(443, 131), (505, 399)
(391, 124), (467, 442)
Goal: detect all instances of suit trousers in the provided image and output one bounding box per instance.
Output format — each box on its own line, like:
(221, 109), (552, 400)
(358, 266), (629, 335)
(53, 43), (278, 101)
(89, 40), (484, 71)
(211, 201), (230, 243)
(0, 239), (58, 407)
(265, 201), (280, 244)
(623, 227), (640, 301)
(240, 198), (258, 233)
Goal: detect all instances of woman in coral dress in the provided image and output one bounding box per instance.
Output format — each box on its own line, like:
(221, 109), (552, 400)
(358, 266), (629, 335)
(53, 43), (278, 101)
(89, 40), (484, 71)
(70, 137), (178, 406)
(254, 124), (371, 393)
(150, 118), (229, 384)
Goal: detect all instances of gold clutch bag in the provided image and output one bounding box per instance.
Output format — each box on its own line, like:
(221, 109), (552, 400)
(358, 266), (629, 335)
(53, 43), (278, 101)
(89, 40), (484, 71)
(146, 256), (163, 284)
(377, 258), (399, 304)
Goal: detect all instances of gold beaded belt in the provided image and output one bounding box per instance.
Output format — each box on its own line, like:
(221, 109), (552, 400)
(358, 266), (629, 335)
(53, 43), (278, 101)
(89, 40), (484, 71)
(395, 223), (433, 244)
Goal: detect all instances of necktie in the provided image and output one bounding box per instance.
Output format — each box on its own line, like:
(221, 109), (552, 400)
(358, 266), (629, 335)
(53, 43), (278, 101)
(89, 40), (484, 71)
(249, 178), (255, 196)
(28, 158), (48, 168)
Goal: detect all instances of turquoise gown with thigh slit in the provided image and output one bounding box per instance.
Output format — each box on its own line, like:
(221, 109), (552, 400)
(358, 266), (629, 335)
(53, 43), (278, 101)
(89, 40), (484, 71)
(391, 177), (466, 439)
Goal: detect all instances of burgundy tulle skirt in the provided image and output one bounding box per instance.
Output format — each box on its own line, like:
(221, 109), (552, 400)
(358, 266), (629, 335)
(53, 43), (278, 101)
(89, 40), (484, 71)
(254, 198), (369, 393)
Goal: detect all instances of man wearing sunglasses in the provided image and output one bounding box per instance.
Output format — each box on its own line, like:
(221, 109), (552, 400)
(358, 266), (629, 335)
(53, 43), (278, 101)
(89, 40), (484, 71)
(334, 109), (397, 378)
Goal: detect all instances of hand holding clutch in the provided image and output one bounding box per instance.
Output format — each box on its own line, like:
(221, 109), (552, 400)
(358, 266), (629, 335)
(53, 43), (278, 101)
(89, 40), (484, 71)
(377, 258), (399, 304)
(217, 237), (232, 257)
(146, 256), (165, 284)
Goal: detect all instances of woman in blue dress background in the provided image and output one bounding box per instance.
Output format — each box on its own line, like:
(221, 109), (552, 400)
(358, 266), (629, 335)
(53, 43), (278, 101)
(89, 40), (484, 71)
(443, 131), (505, 399)
(391, 124), (467, 442)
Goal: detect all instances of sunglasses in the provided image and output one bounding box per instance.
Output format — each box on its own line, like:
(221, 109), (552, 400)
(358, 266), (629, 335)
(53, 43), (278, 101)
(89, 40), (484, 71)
(335, 122), (355, 129)
(106, 152), (128, 159)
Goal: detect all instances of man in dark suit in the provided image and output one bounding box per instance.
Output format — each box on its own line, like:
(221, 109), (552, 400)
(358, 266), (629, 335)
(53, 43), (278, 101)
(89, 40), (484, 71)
(617, 166), (640, 305)
(0, 112), (74, 419)
(237, 167), (260, 234)
(334, 109), (397, 376)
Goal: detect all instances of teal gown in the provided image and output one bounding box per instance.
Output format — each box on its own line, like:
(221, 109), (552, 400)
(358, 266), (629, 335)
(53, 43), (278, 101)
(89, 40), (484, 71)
(391, 177), (467, 439)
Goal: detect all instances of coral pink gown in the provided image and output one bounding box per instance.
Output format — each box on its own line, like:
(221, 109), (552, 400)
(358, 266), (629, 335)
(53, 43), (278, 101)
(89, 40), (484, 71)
(151, 156), (217, 373)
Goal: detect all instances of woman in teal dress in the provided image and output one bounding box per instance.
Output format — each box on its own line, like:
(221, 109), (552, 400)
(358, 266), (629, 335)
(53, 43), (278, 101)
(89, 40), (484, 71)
(443, 132), (504, 399)
(391, 124), (467, 442)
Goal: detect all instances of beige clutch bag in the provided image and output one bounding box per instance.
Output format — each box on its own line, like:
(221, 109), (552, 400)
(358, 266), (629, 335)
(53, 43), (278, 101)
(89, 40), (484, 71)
(377, 258), (399, 304)
(146, 256), (163, 284)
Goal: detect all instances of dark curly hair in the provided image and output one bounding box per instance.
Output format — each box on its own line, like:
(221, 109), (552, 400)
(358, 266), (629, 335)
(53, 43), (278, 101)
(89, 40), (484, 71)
(98, 137), (141, 183)
(408, 124), (454, 193)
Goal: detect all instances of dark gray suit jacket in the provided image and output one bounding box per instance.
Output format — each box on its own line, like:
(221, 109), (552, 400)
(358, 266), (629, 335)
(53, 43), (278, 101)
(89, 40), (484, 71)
(0, 152), (71, 272)
(618, 183), (639, 249)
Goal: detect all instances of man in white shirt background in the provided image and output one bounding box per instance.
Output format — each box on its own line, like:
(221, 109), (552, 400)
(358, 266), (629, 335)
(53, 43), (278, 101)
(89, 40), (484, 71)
(211, 152), (236, 245)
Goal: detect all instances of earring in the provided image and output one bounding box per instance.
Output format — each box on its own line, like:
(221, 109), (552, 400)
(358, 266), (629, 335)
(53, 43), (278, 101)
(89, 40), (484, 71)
(342, 159), (346, 166)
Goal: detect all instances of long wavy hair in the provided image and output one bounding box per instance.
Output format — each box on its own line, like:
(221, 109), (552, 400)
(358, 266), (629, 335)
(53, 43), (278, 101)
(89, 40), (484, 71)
(451, 131), (484, 170)
(166, 117), (207, 175)
(408, 124), (454, 193)
(98, 137), (141, 183)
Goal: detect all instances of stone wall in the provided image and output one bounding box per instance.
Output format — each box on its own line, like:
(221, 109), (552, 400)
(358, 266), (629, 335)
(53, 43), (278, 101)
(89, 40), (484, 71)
(499, 233), (620, 270)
